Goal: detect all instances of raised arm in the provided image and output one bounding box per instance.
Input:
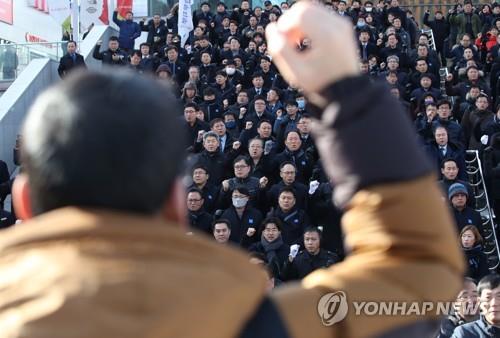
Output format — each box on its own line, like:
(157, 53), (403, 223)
(112, 10), (122, 27)
(92, 43), (103, 60)
(266, 4), (465, 338)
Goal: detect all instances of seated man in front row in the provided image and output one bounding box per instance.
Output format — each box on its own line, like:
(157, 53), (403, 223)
(0, 3), (463, 338)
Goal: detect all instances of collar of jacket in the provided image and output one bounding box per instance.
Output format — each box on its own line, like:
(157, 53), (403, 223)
(463, 244), (484, 254)
(275, 206), (298, 219)
(285, 148), (304, 158)
(234, 176), (251, 184)
(0, 207), (268, 338)
(448, 312), (469, 326)
(475, 109), (492, 117)
(188, 209), (206, 217)
(204, 149), (221, 157)
(304, 248), (324, 260)
(479, 315), (500, 335)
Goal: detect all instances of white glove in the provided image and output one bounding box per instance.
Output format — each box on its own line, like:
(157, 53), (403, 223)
(481, 135), (489, 146)
(289, 244), (300, 258)
(309, 180), (320, 195)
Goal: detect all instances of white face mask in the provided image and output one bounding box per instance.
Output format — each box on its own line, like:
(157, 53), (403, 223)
(226, 67), (236, 75)
(232, 197), (248, 208)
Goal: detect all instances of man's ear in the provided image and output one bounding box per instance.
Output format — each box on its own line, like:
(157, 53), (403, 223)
(12, 174), (34, 221)
(161, 178), (187, 230)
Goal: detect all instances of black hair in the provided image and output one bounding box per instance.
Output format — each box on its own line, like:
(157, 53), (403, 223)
(437, 99), (451, 109)
(279, 161), (296, 171)
(252, 72), (264, 79)
(253, 95), (266, 103)
(191, 164), (209, 174)
(279, 186), (296, 198)
(22, 71), (184, 215)
(212, 218), (231, 231)
(130, 50), (142, 58)
(184, 102), (199, 111)
(109, 36), (119, 42)
(257, 119), (272, 128)
(478, 274), (500, 295)
(269, 87), (282, 97)
(233, 155), (252, 167)
(203, 87), (217, 97)
(210, 118), (224, 128)
(233, 185), (250, 196)
(187, 187), (204, 197)
(260, 217), (283, 232)
(304, 226), (323, 239)
(166, 45), (178, 53)
(440, 157), (457, 169)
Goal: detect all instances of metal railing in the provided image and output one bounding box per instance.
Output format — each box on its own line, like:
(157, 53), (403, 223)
(423, 27), (453, 103)
(466, 150), (500, 271)
(0, 42), (68, 82)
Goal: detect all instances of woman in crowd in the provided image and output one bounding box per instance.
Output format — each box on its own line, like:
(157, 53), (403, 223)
(460, 225), (490, 282)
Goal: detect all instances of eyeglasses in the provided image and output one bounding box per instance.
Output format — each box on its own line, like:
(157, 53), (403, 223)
(234, 165), (249, 169)
(187, 198), (203, 203)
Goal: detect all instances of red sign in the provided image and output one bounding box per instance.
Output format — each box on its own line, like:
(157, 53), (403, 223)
(25, 33), (49, 44)
(0, 0), (13, 25)
(117, 0), (133, 19)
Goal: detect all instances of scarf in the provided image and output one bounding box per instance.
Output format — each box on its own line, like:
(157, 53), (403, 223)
(261, 235), (284, 263)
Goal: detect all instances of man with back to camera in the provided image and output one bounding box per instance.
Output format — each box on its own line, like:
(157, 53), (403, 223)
(0, 3), (463, 338)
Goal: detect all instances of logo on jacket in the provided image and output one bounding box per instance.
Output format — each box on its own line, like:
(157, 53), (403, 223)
(317, 291), (348, 326)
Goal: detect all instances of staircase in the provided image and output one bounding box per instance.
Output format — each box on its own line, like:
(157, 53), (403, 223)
(466, 150), (500, 272)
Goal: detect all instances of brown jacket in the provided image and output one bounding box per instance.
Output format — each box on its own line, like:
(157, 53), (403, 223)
(0, 77), (465, 338)
(0, 208), (267, 338)
(0, 175), (464, 338)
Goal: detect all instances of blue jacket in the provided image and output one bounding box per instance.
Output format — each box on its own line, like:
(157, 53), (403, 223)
(113, 12), (141, 50)
(451, 316), (500, 337)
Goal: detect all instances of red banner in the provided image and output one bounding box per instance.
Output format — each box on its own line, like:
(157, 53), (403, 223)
(0, 0), (13, 24)
(99, 0), (109, 25)
(117, 0), (133, 19)
(34, 0), (47, 12)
